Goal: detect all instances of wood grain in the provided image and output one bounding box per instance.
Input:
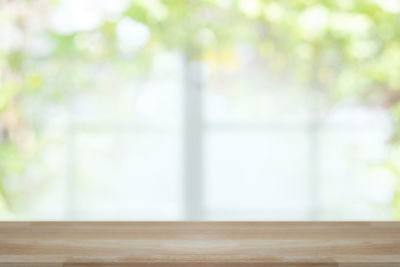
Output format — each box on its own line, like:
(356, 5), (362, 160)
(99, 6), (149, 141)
(0, 222), (399, 266)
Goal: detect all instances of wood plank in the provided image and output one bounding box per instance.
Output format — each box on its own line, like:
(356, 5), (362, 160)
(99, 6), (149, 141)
(0, 222), (399, 266)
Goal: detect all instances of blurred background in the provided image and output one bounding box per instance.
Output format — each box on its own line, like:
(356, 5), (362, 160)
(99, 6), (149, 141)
(0, 0), (400, 220)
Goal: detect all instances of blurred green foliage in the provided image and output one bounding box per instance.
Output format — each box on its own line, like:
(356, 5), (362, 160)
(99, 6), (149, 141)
(1, 0), (400, 218)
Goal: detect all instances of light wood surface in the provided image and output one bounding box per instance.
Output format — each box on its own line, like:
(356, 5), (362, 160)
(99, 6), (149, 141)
(0, 222), (399, 266)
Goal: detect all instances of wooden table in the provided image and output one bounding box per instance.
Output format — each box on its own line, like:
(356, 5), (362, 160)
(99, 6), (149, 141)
(0, 222), (399, 266)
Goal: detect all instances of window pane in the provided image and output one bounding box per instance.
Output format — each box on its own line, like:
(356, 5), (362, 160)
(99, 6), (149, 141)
(204, 131), (309, 220)
(73, 131), (182, 220)
(320, 107), (392, 220)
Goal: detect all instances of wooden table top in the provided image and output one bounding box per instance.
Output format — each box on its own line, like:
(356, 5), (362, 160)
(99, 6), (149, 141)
(0, 222), (399, 266)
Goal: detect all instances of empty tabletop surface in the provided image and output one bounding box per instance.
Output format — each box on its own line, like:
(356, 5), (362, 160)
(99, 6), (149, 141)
(0, 222), (399, 266)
